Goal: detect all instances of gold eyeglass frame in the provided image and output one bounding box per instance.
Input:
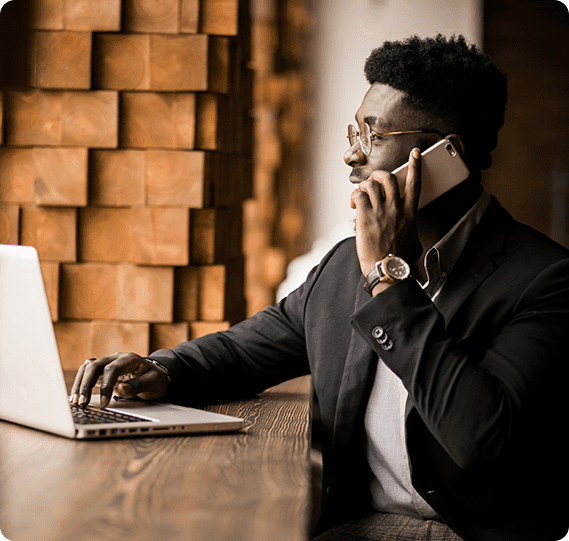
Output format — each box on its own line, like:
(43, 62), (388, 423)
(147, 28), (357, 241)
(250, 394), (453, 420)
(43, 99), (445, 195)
(347, 123), (444, 156)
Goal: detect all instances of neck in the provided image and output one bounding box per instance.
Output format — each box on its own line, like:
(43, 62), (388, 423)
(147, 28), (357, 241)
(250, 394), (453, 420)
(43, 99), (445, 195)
(416, 175), (482, 255)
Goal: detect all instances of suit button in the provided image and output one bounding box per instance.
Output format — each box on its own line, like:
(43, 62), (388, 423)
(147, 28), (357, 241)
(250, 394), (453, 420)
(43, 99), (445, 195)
(377, 333), (389, 344)
(381, 339), (393, 351)
(372, 326), (384, 339)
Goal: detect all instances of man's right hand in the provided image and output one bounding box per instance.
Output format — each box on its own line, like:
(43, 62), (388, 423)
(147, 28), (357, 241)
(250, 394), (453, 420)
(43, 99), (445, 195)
(69, 352), (169, 409)
(350, 147), (423, 282)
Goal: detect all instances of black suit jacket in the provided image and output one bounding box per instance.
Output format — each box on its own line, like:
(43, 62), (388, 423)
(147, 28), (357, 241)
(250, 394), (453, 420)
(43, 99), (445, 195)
(152, 198), (569, 541)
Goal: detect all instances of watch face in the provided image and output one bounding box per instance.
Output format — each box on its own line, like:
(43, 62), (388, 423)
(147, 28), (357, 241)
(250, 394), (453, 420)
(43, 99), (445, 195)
(384, 257), (409, 280)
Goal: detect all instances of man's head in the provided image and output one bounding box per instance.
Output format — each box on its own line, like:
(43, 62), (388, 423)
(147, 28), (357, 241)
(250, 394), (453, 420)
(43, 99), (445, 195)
(362, 34), (508, 172)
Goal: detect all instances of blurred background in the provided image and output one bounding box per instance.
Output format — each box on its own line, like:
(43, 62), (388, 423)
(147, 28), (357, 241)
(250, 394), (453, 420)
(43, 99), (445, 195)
(0, 0), (567, 369)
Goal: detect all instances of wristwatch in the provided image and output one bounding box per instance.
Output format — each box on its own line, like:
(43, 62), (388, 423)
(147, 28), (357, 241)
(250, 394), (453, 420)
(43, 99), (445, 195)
(363, 254), (411, 294)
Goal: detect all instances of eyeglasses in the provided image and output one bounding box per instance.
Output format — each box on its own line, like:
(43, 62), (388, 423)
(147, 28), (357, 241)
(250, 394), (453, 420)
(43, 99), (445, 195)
(347, 123), (444, 156)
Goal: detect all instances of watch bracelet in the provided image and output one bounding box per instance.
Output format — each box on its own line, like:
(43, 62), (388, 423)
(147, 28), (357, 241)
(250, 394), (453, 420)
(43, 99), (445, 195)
(146, 358), (172, 388)
(363, 261), (382, 295)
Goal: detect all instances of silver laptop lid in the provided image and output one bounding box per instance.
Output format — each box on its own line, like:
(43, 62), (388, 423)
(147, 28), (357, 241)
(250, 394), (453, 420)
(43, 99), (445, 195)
(0, 244), (76, 437)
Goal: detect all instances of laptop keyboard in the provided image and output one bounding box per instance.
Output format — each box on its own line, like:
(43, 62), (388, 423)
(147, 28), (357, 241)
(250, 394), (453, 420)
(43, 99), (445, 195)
(71, 404), (147, 425)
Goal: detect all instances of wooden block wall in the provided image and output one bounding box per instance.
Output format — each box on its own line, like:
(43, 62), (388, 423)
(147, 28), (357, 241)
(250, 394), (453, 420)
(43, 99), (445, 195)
(0, 0), (252, 369)
(245, 0), (313, 314)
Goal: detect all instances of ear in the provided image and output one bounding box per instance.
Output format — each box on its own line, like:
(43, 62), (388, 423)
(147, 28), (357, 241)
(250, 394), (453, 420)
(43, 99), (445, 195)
(445, 134), (466, 158)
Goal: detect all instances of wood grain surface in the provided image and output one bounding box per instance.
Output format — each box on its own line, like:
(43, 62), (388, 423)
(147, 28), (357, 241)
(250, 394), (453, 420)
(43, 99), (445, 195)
(0, 375), (312, 541)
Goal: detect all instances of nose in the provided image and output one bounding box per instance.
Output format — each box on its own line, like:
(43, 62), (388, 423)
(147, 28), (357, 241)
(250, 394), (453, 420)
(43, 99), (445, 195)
(344, 140), (366, 167)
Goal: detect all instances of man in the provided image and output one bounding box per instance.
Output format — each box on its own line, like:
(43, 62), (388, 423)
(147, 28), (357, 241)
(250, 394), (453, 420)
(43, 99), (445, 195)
(72, 35), (569, 541)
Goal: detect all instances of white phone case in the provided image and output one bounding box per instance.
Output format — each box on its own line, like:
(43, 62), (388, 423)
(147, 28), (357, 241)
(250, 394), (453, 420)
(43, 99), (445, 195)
(392, 138), (470, 209)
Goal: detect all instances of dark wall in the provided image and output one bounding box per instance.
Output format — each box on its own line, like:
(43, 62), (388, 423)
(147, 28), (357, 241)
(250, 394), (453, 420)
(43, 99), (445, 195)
(483, 0), (569, 246)
(0, 0), (32, 88)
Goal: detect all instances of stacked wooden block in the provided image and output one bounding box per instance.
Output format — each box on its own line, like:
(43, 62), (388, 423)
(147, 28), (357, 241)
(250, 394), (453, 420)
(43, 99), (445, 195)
(0, 0), (252, 369)
(273, 0), (314, 262)
(245, 0), (313, 314)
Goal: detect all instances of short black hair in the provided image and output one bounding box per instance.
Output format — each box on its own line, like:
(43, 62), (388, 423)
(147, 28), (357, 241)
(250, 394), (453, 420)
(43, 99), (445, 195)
(364, 34), (507, 170)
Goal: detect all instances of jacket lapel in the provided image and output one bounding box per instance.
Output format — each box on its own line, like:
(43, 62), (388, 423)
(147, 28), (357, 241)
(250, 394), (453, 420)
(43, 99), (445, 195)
(434, 197), (511, 327)
(434, 247), (496, 325)
(404, 198), (511, 419)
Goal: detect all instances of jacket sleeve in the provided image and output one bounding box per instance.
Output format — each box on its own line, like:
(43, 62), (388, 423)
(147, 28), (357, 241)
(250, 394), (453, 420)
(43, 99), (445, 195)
(148, 240), (348, 405)
(350, 257), (569, 471)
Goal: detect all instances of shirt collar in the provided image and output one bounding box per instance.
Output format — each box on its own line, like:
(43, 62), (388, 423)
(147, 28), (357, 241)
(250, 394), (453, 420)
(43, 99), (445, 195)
(419, 188), (491, 299)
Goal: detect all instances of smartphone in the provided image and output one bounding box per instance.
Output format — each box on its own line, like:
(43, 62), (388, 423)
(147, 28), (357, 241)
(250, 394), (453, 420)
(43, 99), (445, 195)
(392, 138), (470, 209)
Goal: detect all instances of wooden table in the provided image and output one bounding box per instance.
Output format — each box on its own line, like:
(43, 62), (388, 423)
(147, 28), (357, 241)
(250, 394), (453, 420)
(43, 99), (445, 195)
(0, 375), (312, 541)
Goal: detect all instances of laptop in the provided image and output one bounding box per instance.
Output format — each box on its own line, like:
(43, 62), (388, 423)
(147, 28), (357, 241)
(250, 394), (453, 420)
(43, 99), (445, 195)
(0, 244), (244, 439)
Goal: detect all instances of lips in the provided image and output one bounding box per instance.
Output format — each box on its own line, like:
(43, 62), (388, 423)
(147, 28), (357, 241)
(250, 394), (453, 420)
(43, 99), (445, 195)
(349, 170), (366, 184)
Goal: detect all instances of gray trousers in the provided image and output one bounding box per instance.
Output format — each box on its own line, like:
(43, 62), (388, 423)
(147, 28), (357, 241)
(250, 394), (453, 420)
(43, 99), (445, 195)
(313, 513), (464, 541)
